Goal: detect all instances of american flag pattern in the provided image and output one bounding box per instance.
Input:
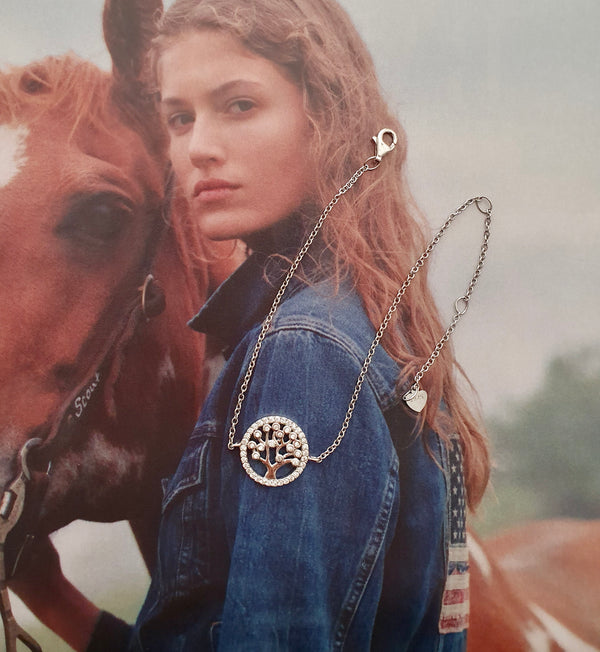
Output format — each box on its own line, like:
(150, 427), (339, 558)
(438, 435), (469, 634)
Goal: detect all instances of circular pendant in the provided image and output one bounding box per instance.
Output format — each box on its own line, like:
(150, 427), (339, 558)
(239, 416), (309, 487)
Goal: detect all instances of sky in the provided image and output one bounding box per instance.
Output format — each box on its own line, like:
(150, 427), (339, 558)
(2, 0), (599, 647)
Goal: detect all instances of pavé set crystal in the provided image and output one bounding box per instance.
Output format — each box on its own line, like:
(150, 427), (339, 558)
(239, 416), (310, 487)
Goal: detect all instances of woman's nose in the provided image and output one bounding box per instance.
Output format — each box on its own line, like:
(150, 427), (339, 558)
(188, 119), (225, 167)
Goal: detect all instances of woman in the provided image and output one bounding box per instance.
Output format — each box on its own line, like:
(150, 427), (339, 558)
(20, 0), (490, 649)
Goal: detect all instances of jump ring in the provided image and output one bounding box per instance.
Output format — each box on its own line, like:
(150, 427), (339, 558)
(475, 196), (492, 215)
(454, 296), (469, 315)
(364, 156), (381, 171)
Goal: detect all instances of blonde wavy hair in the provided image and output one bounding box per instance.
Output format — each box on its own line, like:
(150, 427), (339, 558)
(150, 0), (490, 507)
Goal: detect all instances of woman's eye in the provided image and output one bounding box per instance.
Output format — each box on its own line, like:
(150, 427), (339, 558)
(166, 112), (194, 131)
(229, 99), (255, 114)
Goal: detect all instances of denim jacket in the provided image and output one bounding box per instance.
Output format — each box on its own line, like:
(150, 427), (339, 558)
(109, 248), (469, 651)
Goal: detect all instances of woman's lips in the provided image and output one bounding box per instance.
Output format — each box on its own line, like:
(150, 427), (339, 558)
(193, 179), (239, 203)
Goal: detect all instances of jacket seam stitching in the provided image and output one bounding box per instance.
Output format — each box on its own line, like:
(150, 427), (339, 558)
(261, 323), (400, 410)
(332, 457), (399, 649)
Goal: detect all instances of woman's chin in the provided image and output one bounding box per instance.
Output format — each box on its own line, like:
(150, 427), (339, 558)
(195, 218), (245, 242)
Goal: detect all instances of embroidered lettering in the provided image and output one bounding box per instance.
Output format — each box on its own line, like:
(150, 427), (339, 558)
(73, 372), (101, 419)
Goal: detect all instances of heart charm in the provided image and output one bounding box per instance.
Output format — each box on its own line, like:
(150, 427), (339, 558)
(403, 388), (428, 413)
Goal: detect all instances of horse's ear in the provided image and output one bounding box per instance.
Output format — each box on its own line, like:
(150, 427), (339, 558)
(103, 0), (167, 154)
(103, 0), (163, 85)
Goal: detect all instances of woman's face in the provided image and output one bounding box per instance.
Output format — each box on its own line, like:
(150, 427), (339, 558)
(158, 29), (315, 241)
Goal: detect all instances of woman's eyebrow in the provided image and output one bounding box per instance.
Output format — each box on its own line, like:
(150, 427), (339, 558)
(160, 79), (264, 109)
(212, 79), (262, 95)
(158, 96), (187, 111)
(208, 79), (264, 105)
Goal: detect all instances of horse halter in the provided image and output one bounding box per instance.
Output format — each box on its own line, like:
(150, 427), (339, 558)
(0, 200), (169, 651)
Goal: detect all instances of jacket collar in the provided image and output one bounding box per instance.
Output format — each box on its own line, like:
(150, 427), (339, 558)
(189, 212), (329, 353)
(188, 250), (287, 352)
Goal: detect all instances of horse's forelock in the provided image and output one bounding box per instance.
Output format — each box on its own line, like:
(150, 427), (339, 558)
(0, 56), (112, 128)
(0, 55), (164, 156)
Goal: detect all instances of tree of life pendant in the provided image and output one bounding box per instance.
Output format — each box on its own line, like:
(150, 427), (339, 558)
(239, 416), (309, 487)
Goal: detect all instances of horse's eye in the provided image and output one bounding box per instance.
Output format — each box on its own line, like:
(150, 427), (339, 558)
(56, 195), (132, 252)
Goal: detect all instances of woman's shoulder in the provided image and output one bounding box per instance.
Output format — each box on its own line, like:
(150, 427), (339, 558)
(275, 279), (367, 332)
(267, 280), (402, 409)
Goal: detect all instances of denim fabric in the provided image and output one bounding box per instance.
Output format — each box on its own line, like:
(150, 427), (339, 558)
(130, 252), (467, 651)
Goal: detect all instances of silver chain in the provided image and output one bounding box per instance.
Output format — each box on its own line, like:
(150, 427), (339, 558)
(227, 129), (397, 451)
(227, 161), (377, 450)
(227, 128), (492, 464)
(404, 197), (492, 397)
(312, 196), (492, 462)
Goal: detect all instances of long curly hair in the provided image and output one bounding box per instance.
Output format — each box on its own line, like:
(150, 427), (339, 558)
(150, 0), (490, 507)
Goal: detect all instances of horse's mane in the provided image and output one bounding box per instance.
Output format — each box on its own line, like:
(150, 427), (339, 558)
(0, 55), (117, 133)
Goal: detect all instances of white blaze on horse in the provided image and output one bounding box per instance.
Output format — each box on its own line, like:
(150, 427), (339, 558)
(0, 124), (29, 188)
(0, 0), (598, 650)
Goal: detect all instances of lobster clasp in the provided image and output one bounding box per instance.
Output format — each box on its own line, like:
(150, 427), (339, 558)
(372, 128), (398, 162)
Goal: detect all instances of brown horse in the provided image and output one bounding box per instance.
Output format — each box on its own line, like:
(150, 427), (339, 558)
(468, 520), (600, 651)
(1, 0), (598, 650)
(0, 2), (217, 574)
